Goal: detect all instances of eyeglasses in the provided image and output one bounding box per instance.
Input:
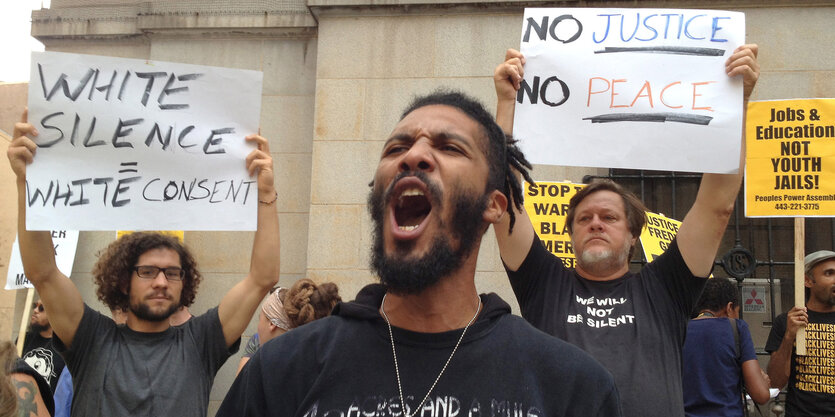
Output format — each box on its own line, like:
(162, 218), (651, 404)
(32, 303), (44, 313)
(133, 266), (184, 281)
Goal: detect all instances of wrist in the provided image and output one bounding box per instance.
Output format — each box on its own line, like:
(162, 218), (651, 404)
(258, 189), (278, 205)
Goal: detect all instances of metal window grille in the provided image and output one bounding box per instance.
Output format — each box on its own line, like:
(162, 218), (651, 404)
(594, 168), (835, 326)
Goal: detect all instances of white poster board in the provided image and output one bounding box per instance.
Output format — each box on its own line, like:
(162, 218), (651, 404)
(25, 52), (264, 231)
(5, 231), (79, 290)
(514, 8), (745, 173)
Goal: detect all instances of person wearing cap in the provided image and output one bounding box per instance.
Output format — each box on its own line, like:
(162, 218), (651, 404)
(765, 250), (835, 416)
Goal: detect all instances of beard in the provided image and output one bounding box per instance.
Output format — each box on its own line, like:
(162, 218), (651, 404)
(129, 297), (180, 322)
(368, 171), (488, 295)
(576, 235), (632, 276)
(28, 322), (50, 334)
(811, 283), (835, 307)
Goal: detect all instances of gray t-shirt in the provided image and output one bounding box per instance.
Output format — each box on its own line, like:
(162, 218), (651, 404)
(54, 304), (238, 417)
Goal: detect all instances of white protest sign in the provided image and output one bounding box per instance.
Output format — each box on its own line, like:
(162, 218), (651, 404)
(515, 8), (745, 173)
(6, 231), (79, 290)
(26, 52), (263, 231)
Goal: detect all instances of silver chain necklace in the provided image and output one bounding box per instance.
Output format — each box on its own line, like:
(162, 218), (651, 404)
(380, 293), (482, 417)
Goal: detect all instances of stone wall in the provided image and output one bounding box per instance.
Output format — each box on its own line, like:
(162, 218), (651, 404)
(11, 1), (835, 414)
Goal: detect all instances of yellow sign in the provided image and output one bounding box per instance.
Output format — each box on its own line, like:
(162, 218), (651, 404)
(746, 99), (835, 217)
(640, 212), (681, 262)
(524, 181), (585, 268)
(116, 230), (185, 242)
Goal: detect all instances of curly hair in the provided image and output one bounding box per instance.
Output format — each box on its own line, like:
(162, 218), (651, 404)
(282, 279), (341, 329)
(93, 232), (202, 311)
(694, 278), (739, 316)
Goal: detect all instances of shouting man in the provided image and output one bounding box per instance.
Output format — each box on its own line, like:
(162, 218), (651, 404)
(218, 91), (621, 417)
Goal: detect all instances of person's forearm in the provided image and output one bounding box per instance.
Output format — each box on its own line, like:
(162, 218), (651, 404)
(496, 97), (516, 136)
(696, 101), (747, 217)
(249, 187), (280, 289)
(742, 360), (771, 404)
(767, 339), (794, 388)
(16, 178), (59, 284)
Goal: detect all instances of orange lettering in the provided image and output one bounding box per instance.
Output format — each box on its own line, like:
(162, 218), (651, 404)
(692, 81), (716, 111)
(630, 81), (654, 108)
(660, 81), (683, 109)
(587, 77), (610, 107)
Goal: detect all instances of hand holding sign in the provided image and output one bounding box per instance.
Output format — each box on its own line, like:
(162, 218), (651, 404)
(25, 52), (264, 231)
(8, 110), (38, 178)
(244, 134), (276, 200)
(509, 8), (747, 173)
(495, 49), (526, 104)
(725, 44), (759, 100)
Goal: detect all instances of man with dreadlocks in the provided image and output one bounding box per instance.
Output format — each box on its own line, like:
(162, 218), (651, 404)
(491, 46), (760, 417)
(8, 110), (280, 417)
(218, 90), (622, 417)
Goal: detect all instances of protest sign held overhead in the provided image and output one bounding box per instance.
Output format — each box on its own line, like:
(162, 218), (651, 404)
(6, 231), (79, 290)
(525, 181), (585, 268)
(25, 52), (263, 231)
(745, 99), (835, 217)
(514, 8), (745, 173)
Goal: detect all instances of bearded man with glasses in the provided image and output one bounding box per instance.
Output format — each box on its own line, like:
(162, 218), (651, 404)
(7, 110), (280, 417)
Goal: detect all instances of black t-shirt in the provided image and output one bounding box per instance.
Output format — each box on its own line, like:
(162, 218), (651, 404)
(21, 331), (66, 394)
(506, 235), (706, 417)
(218, 284), (623, 417)
(766, 310), (835, 416)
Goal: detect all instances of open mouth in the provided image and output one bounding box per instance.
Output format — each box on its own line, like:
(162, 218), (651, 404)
(390, 178), (433, 235)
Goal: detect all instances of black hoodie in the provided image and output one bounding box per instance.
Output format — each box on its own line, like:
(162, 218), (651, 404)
(218, 284), (622, 417)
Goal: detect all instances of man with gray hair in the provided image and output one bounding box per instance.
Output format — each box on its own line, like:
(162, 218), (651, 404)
(766, 250), (835, 416)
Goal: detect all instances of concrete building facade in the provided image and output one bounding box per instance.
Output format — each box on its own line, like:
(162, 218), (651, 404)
(0, 0), (831, 413)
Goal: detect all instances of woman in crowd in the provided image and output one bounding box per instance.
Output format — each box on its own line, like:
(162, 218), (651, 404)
(682, 278), (771, 416)
(236, 279), (341, 374)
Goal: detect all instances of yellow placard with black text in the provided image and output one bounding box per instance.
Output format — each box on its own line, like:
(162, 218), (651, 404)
(746, 99), (835, 217)
(524, 181), (585, 269)
(640, 212), (681, 262)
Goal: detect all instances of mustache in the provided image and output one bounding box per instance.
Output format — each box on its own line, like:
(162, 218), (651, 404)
(146, 292), (171, 299)
(384, 171), (442, 204)
(583, 233), (609, 243)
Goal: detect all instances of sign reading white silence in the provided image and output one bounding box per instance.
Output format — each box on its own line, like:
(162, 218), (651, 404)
(514, 8), (745, 173)
(26, 52), (264, 231)
(6, 231), (79, 290)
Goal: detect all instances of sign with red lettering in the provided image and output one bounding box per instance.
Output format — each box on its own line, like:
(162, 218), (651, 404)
(25, 51), (263, 231)
(514, 8), (745, 173)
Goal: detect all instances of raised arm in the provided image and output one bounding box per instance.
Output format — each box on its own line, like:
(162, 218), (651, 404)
(8, 110), (85, 347)
(676, 44), (759, 276)
(217, 134), (280, 347)
(492, 48), (536, 271)
(767, 306), (807, 388)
